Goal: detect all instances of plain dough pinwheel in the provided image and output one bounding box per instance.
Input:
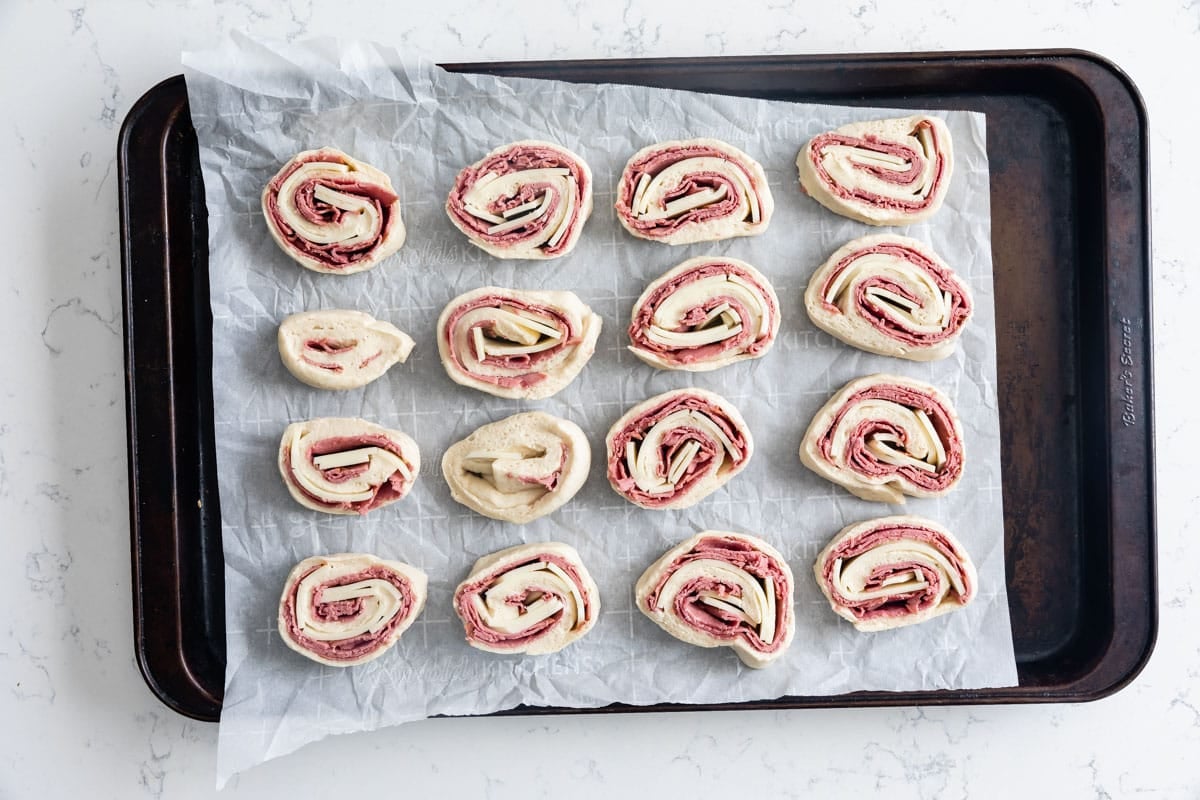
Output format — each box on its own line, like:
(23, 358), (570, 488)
(799, 374), (964, 504)
(436, 287), (601, 400)
(797, 115), (953, 225)
(442, 412), (591, 524)
(615, 138), (774, 244)
(627, 256), (780, 372)
(452, 542), (600, 655)
(262, 147), (405, 274)
(277, 309), (415, 390)
(277, 417), (420, 515)
(277, 553), (428, 666)
(636, 531), (795, 668)
(814, 515), (977, 632)
(805, 235), (972, 362)
(606, 388), (753, 509)
(445, 140), (593, 259)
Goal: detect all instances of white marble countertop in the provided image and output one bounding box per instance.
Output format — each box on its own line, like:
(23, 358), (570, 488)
(1, 0), (1193, 796)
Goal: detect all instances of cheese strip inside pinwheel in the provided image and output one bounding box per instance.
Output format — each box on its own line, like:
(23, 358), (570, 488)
(277, 417), (420, 515)
(278, 553), (428, 667)
(445, 140), (593, 259)
(442, 412), (591, 524)
(453, 542), (600, 655)
(606, 388), (753, 510)
(797, 115), (953, 226)
(800, 374), (964, 504)
(615, 138), (774, 245)
(636, 531), (794, 668)
(814, 515), (976, 632)
(262, 148), (405, 274)
(628, 256), (780, 372)
(437, 287), (601, 400)
(806, 235), (972, 362)
(277, 309), (415, 390)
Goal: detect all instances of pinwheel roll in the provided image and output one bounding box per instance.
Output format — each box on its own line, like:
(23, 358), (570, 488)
(636, 531), (794, 668)
(278, 417), (420, 515)
(800, 374), (964, 504)
(606, 388), (753, 510)
(615, 138), (774, 245)
(797, 115), (953, 226)
(277, 310), (415, 390)
(453, 542), (600, 655)
(628, 256), (780, 372)
(262, 148), (405, 274)
(278, 553), (427, 667)
(442, 412), (591, 524)
(445, 140), (593, 259)
(437, 287), (602, 400)
(814, 515), (977, 632)
(805, 235), (973, 361)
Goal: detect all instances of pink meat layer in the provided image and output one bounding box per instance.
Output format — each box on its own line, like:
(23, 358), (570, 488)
(300, 338), (375, 374)
(441, 294), (577, 389)
(607, 393), (748, 508)
(453, 554), (593, 649)
(281, 433), (412, 514)
(282, 564), (415, 662)
(510, 447), (568, 491)
(808, 119), (947, 213)
(629, 261), (777, 364)
(816, 384), (962, 491)
(820, 523), (973, 622)
(446, 144), (588, 256)
(644, 536), (790, 653)
(616, 145), (762, 237)
(265, 150), (399, 269)
(820, 243), (971, 346)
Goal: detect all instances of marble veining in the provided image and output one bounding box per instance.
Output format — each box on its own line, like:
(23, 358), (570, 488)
(0, 0), (1196, 797)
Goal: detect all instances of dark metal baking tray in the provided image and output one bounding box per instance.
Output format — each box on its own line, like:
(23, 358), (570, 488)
(120, 51), (1154, 722)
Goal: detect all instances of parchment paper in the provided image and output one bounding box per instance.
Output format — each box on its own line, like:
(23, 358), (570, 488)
(182, 34), (1017, 787)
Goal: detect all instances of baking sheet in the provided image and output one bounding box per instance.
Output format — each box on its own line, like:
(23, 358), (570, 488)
(181, 34), (1017, 786)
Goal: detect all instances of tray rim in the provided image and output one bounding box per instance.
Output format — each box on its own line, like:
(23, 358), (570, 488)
(120, 47), (1155, 723)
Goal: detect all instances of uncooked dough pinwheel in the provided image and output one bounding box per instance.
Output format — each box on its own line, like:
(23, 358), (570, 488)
(262, 147), (405, 274)
(277, 309), (415, 390)
(636, 531), (795, 668)
(445, 140), (593, 259)
(797, 115), (953, 225)
(814, 515), (977, 632)
(799, 374), (964, 504)
(628, 256), (780, 372)
(452, 542), (600, 655)
(437, 287), (601, 400)
(615, 138), (774, 245)
(606, 388), (753, 510)
(278, 553), (428, 667)
(805, 235), (972, 361)
(442, 412), (591, 524)
(277, 417), (420, 515)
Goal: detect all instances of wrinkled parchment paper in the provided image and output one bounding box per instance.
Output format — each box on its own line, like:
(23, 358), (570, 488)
(182, 34), (1017, 787)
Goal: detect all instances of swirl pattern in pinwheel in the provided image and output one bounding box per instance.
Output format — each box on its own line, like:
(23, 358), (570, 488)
(277, 417), (420, 515)
(436, 287), (601, 400)
(278, 553), (428, 666)
(262, 147), (405, 274)
(797, 115), (953, 226)
(636, 531), (795, 668)
(628, 256), (780, 372)
(453, 543), (600, 655)
(445, 140), (593, 259)
(799, 374), (964, 504)
(814, 515), (977, 632)
(606, 388), (753, 510)
(615, 138), (773, 245)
